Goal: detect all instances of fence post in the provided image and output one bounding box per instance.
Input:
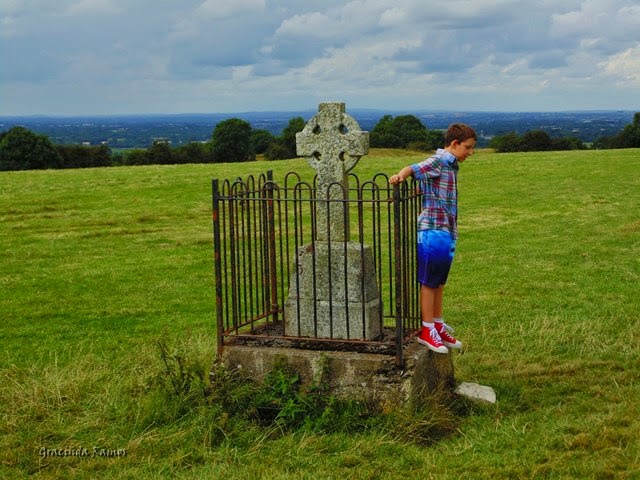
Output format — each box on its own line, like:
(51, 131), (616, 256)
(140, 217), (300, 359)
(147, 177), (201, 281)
(265, 170), (279, 322)
(392, 183), (404, 367)
(212, 179), (224, 356)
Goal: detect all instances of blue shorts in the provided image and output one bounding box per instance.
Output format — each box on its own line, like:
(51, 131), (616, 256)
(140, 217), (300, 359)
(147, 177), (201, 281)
(416, 230), (456, 288)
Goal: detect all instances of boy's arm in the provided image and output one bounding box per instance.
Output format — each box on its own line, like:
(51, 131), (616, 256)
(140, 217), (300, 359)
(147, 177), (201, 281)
(389, 166), (414, 185)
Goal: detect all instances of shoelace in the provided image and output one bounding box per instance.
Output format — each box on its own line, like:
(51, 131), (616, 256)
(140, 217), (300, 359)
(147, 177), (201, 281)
(436, 322), (455, 334)
(430, 327), (444, 343)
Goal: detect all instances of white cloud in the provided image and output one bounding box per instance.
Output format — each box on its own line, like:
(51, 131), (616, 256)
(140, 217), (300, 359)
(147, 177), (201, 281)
(600, 44), (640, 86)
(168, 18), (198, 43)
(196, 0), (266, 20)
(379, 7), (406, 27)
(1, 0), (640, 115)
(552, 0), (640, 45)
(275, 12), (334, 37)
(64, 0), (121, 16)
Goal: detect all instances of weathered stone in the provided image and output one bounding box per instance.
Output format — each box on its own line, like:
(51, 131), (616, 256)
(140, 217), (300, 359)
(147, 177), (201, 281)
(284, 241), (382, 340)
(296, 102), (369, 242)
(409, 345), (455, 403)
(218, 341), (456, 409)
(288, 242), (380, 302)
(284, 102), (379, 341)
(455, 382), (497, 404)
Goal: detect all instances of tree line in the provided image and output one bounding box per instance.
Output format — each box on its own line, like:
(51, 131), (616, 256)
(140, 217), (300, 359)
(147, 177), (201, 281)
(2, 112), (639, 171)
(488, 130), (587, 152)
(489, 112), (640, 152)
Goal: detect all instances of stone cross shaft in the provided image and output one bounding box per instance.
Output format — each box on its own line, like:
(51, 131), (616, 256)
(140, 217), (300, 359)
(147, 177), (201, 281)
(296, 102), (369, 241)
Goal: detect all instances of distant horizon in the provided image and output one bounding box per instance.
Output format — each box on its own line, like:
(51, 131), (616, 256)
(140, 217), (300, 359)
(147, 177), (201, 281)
(2, 110), (633, 149)
(1, 107), (638, 120)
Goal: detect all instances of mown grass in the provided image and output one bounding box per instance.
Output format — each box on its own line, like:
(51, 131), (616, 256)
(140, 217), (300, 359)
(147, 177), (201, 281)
(1, 148), (639, 479)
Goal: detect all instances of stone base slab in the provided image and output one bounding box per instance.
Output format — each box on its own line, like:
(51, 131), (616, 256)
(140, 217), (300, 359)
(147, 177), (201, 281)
(217, 341), (455, 409)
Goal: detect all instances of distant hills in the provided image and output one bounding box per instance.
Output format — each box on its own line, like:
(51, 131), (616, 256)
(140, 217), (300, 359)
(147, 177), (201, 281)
(0, 110), (635, 148)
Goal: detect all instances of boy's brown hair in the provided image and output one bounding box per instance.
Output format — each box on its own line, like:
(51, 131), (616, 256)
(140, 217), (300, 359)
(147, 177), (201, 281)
(444, 123), (477, 146)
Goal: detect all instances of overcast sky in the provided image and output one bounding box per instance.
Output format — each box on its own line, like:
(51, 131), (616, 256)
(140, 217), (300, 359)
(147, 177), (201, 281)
(1, 0), (639, 116)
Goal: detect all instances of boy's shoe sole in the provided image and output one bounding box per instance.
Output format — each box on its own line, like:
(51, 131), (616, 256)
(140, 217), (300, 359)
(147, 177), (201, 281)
(441, 339), (462, 349)
(416, 336), (449, 354)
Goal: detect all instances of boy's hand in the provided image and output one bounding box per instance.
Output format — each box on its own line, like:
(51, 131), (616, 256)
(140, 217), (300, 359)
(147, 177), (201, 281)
(389, 174), (405, 185)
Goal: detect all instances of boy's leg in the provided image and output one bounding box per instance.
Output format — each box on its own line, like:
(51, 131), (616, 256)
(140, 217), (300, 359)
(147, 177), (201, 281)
(420, 284), (438, 323)
(433, 285), (444, 319)
(432, 284), (462, 349)
(418, 285), (448, 353)
(416, 230), (454, 353)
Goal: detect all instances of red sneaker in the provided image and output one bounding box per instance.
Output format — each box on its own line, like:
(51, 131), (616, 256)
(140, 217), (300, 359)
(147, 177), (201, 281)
(417, 327), (448, 353)
(434, 321), (462, 349)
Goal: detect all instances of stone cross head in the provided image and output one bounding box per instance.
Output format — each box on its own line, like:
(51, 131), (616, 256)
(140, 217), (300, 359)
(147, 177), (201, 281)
(296, 102), (369, 241)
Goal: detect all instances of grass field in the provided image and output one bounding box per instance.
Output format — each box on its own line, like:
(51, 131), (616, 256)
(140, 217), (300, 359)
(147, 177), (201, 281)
(1, 148), (639, 479)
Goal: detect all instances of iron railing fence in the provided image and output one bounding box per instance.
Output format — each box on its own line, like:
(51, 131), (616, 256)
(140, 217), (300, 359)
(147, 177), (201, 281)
(212, 170), (422, 366)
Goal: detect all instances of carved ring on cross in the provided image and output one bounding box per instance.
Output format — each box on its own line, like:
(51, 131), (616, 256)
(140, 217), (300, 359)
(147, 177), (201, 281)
(296, 102), (369, 175)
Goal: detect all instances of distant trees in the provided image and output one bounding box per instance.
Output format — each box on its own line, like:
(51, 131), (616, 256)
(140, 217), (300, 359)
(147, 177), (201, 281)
(3, 111), (639, 170)
(111, 140), (214, 166)
(490, 112), (640, 152)
(489, 130), (586, 152)
(173, 141), (213, 164)
(265, 117), (305, 160)
(250, 129), (276, 155)
(593, 112), (640, 149)
(0, 117), (299, 170)
(207, 116), (307, 162)
(210, 118), (254, 163)
(370, 115), (444, 151)
(56, 144), (112, 168)
(0, 126), (63, 171)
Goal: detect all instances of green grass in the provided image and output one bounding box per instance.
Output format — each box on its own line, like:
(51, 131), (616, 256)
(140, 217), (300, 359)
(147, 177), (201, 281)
(1, 149), (639, 478)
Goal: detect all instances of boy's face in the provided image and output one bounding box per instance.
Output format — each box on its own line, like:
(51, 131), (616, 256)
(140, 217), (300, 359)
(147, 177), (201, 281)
(448, 138), (476, 162)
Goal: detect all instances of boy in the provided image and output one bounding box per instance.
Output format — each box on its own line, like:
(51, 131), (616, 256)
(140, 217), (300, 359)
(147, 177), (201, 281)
(389, 123), (477, 353)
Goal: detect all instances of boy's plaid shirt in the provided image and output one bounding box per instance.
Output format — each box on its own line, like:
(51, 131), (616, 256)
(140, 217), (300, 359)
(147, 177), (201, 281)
(410, 149), (459, 239)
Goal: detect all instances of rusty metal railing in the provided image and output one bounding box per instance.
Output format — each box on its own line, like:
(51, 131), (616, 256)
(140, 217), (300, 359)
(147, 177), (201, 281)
(212, 170), (422, 366)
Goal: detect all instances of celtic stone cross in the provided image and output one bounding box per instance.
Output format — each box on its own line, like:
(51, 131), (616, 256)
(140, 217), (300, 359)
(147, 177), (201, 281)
(296, 102), (369, 241)
(285, 102), (380, 340)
